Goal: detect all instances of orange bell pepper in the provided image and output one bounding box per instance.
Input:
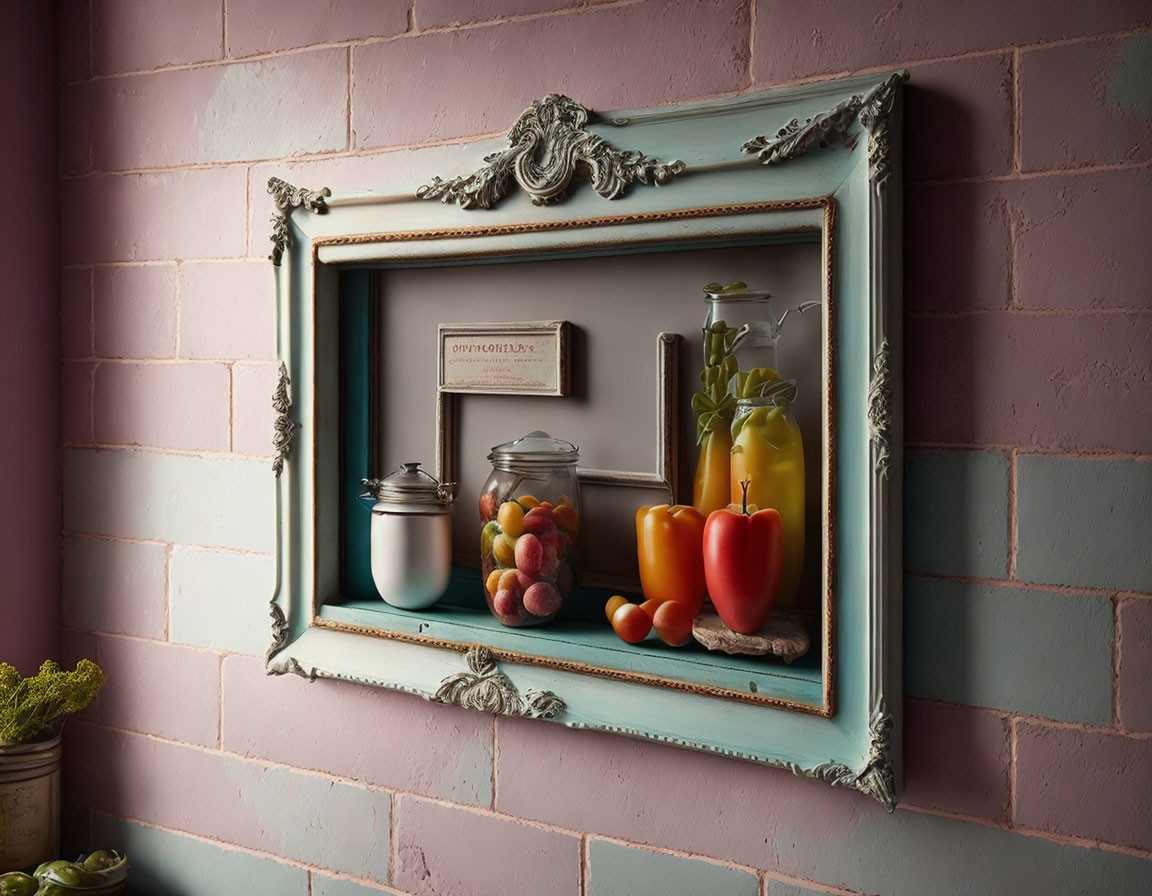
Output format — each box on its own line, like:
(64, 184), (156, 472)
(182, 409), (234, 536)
(634, 504), (707, 616)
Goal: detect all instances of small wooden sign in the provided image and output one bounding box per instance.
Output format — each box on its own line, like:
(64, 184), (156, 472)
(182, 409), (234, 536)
(438, 321), (570, 396)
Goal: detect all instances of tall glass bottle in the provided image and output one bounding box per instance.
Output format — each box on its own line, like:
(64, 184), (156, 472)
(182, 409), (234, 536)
(693, 286), (779, 516)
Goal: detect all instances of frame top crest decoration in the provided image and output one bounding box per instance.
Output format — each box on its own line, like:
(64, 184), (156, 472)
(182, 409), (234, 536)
(265, 72), (906, 810)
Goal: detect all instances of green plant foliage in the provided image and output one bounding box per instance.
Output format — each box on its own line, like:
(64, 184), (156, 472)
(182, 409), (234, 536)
(0, 659), (103, 745)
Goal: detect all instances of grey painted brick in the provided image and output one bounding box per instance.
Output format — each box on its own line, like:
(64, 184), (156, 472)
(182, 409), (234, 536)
(62, 535), (168, 638)
(905, 449), (1009, 578)
(91, 813), (308, 896)
(224, 760), (391, 881)
(170, 546), (274, 655)
(774, 804), (1152, 896)
(905, 577), (1113, 724)
(63, 448), (273, 552)
(588, 841), (758, 896)
(1017, 456), (1152, 592)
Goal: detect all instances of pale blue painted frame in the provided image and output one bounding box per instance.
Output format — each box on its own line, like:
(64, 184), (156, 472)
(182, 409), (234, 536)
(266, 72), (905, 808)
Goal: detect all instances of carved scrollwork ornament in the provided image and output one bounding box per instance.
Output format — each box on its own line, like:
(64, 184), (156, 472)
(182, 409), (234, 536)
(857, 73), (905, 187)
(866, 340), (892, 478)
(741, 70), (907, 185)
(267, 177), (331, 266)
(856, 699), (896, 810)
(433, 645), (566, 719)
(417, 94), (685, 209)
(272, 362), (295, 477)
(266, 601), (290, 664)
(802, 699), (896, 811)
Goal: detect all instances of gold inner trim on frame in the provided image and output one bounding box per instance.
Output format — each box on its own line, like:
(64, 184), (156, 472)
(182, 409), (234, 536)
(313, 616), (830, 716)
(309, 197), (837, 717)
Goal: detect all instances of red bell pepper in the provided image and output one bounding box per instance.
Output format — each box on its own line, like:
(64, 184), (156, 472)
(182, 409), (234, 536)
(702, 481), (783, 634)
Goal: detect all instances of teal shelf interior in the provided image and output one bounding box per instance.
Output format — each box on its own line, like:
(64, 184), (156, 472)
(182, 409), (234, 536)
(322, 567), (823, 708)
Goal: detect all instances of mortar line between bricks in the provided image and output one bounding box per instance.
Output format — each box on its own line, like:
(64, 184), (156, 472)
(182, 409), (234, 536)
(216, 652), (224, 749)
(1011, 48), (1022, 175)
(1007, 716), (1019, 827)
(583, 833), (762, 875)
(83, 350), (236, 361)
(906, 306), (1152, 317)
(80, 809), (396, 880)
(88, 630), (226, 653)
(1009, 821), (1152, 860)
(346, 46), (353, 151)
(67, 0), (647, 86)
(1112, 595), (1123, 728)
(393, 790), (607, 840)
(67, 442), (274, 461)
(910, 156), (1152, 186)
(219, 0), (227, 58)
(1007, 448), (1018, 580)
(343, 0), (648, 41)
(87, 353), (279, 364)
(172, 260), (183, 358)
(62, 533), (273, 557)
(77, 719), (402, 795)
(1014, 712), (1152, 738)
(63, 440), (274, 460)
(747, 28), (1152, 89)
(63, 140), (1150, 184)
(761, 869), (868, 895)
(85, 361), (96, 442)
(490, 717), (498, 811)
(84, 266), (95, 355)
(579, 834), (588, 896)
(901, 799), (1018, 833)
(243, 165), (252, 257)
(905, 445), (1152, 462)
(900, 798), (1152, 860)
(83, 0), (93, 80)
(227, 363), (236, 454)
(904, 571), (1148, 600)
(748, 0), (757, 86)
(388, 786), (398, 887)
(163, 543), (172, 641)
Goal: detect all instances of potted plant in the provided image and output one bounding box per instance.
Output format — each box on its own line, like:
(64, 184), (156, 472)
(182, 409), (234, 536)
(0, 660), (102, 871)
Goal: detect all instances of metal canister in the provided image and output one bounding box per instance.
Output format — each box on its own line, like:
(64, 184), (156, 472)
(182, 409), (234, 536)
(360, 463), (456, 610)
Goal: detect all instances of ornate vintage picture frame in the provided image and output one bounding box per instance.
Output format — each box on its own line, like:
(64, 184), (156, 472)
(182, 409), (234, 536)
(266, 72), (905, 808)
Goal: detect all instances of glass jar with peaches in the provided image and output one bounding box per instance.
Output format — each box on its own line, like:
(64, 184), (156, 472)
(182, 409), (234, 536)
(478, 431), (580, 627)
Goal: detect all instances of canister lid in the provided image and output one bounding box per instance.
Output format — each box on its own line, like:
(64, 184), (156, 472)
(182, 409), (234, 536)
(488, 431), (578, 466)
(702, 286), (772, 302)
(362, 463), (456, 507)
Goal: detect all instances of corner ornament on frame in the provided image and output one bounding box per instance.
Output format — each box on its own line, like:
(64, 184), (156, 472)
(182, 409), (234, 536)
(268, 177), (331, 266)
(417, 94), (686, 209)
(740, 70), (907, 187)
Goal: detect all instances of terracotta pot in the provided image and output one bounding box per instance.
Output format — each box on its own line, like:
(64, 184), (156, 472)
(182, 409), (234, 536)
(0, 733), (61, 871)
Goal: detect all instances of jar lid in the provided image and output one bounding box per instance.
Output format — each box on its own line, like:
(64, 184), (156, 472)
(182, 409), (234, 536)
(361, 463), (457, 507)
(488, 431), (579, 466)
(703, 287), (772, 302)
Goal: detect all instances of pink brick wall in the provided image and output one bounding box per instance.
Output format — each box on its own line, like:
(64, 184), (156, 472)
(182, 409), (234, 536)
(1, 1), (59, 673)
(53, 1), (1152, 893)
